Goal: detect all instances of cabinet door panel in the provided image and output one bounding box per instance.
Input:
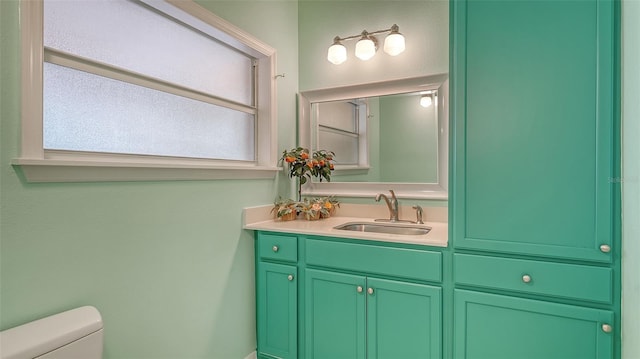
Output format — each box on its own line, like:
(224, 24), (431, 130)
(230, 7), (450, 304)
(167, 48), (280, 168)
(257, 262), (297, 359)
(454, 290), (614, 359)
(452, 0), (615, 262)
(367, 278), (442, 359)
(305, 269), (366, 359)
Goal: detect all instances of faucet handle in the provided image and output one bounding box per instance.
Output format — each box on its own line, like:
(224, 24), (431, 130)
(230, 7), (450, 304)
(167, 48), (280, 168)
(412, 205), (424, 224)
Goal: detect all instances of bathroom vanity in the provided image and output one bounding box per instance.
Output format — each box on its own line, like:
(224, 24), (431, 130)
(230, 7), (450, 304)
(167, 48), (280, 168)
(255, 231), (443, 359)
(244, 204), (448, 359)
(248, 213), (616, 359)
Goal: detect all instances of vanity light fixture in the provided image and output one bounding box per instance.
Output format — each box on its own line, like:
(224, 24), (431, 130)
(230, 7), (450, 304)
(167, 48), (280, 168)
(327, 24), (406, 65)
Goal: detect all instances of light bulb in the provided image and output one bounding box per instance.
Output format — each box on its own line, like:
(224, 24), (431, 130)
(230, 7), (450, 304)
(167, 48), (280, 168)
(327, 37), (347, 65)
(384, 33), (405, 56)
(420, 95), (433, 108)
(327, 43), (347, 64)
(355, 34), (377, 61)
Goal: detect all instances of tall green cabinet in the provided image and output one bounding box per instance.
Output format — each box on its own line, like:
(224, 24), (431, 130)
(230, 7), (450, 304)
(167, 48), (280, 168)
(451, 0), (620, 358)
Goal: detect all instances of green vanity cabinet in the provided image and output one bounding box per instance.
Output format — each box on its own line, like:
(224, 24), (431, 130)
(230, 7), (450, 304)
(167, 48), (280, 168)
(451, 0), (617, 263)
(256, 233), (299, 359)
(305, 269), (442, 359)
(454, 290), (614, 359)
(255, 231), (444, 359)
(303, 238), (443, 359)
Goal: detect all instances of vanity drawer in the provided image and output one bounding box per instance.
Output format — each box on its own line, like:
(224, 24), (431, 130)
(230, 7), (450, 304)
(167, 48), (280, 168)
(306, 239), (441, 282)
(258, 233), (298, 263)
(454, 254), (612, 304)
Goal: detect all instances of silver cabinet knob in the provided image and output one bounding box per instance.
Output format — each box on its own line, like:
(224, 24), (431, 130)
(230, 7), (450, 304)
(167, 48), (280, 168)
(272, 245), (279, 252)
(522, 274), (532, 283)
(357, 286), (363, 293)
(602, 324), (612, 333)
(287, 274), (294, 281)
(367, 288), (374, 295)
(600, 244), (611, 253)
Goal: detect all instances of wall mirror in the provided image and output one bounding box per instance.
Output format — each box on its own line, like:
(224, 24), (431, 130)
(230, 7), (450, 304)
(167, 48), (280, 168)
(298, 74), (448, 200)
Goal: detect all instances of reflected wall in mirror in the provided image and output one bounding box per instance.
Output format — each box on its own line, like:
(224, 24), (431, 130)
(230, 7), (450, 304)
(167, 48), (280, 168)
(314, 90), (439, 183)
(299, 74), (448, 200)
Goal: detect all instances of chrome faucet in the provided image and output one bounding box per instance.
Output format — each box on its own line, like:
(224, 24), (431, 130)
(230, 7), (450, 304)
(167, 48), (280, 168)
(413, 205), (424, 224)
(375, 190), (399, 222)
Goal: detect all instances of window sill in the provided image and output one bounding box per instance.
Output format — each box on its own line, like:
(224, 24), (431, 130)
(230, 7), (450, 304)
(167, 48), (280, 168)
(12, 158), (280, 182)
(333, 165), (370, 176)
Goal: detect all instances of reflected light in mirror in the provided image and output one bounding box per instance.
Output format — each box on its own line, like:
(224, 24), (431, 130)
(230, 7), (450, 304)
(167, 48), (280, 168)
(420, 94), (433, 108)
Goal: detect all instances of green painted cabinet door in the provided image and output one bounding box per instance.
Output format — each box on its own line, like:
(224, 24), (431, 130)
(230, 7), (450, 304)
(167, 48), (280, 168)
(454, 290), (614, 359)
(305, 269), (367, 359)
(452, 0), (616, 262)
(367, 278), (442, 359)
(257, 262), (297, 359)
(305, 269), (442, 359)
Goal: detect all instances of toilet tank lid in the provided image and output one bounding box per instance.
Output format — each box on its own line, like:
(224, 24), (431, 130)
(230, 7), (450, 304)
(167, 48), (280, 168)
(0, 306), (103, 359)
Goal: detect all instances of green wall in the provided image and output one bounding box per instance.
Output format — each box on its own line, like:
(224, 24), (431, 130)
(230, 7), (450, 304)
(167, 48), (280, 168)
(379, 94), (438, 183)
(0, 1), (298, 358)
(622, 0), (640, 357)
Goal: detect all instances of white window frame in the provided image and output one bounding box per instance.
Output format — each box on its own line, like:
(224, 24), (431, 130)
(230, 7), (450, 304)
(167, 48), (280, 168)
(13, 0), (279, 182)
(314, 99), (369, 169)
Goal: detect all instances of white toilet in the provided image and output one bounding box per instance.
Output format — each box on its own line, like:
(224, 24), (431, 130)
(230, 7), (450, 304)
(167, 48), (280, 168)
(0, 306), (103, 359)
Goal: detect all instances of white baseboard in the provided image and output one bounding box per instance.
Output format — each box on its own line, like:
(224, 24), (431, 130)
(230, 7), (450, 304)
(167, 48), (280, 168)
(243, 351), (257, 359)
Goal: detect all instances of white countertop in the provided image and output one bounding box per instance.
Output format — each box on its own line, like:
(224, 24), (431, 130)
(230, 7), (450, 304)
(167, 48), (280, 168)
(243, 204), (448, 247)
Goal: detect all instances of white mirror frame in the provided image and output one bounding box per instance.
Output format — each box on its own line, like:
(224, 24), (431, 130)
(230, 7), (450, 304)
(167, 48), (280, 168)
(298, 74), (449, 200)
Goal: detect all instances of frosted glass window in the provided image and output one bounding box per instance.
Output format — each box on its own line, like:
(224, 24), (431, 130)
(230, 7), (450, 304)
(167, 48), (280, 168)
(317, 101), (357, 132)
(44, 63), (255, 161)
(316, 100), (365, 165)
(19, 0), (276, 182)
(44, 0), (254, 106)
(318, 130), (359, 165)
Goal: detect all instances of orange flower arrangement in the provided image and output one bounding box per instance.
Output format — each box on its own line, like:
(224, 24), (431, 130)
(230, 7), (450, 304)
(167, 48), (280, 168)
(300, 198), (330, 220)
(281, 147), (336, 200)
(271, 197), (302, 221)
